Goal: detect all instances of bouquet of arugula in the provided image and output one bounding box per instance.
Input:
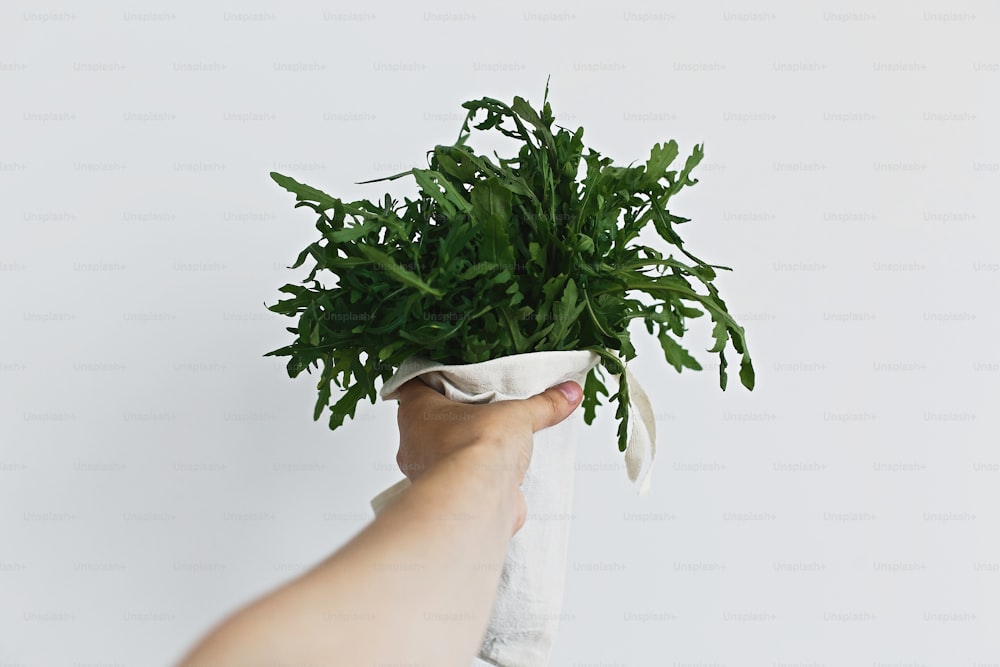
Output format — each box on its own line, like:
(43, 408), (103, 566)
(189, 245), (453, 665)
(265, 82), (754, 665)
(265, 83), (754, 449)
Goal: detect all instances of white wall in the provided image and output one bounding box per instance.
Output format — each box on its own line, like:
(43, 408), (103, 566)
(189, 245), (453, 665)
(2, 0), (998, 664)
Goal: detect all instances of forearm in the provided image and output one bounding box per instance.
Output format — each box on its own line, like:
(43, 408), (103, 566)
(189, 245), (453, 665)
(177, 442), (521, 667)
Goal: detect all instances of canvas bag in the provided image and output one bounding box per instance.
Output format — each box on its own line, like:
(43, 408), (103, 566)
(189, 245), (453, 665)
(371, 350), (657, 666)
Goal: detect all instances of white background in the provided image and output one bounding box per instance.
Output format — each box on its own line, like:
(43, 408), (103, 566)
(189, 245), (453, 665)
(2, 1), (998, 665)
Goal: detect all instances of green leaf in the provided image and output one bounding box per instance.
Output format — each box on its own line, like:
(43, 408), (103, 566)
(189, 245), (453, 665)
(327, 383), (368, 429)
(325, 220), (381, 243)
(658, 329), (703, 372)
(313, 359), (333, 420)
(412, 169), (473, 217)
(434, 147), (477, 181)
(669, 143), (704, 196)
(739, 355), (755, 390)
(470, 177), (515, 266)
(528, 241), (545, 269)
(511, 95), (555, 147)
(354, 244), (444, 297)
(377, 340), (406, 361)
(614, 366), (631, 452)
(411, 169), (456, 217)
(582, 365), (609, 425)
(459, 261), (499, 281)
(271, 172), (340, 210)
(718, 349), (729, 390)
(708, 319), (729, 353)
(574, 234), (595, 254)
(547, 277), (586, 346)
(642, 141), (679, 187)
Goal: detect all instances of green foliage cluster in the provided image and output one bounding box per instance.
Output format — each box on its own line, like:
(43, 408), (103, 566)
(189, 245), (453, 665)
(265, 83), (755, 452)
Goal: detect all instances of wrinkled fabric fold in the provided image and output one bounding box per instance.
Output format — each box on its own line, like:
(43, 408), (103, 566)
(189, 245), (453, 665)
(622, 365), (656, 495)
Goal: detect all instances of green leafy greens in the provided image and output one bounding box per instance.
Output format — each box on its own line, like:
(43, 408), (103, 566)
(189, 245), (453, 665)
(264, 82), (755, 452)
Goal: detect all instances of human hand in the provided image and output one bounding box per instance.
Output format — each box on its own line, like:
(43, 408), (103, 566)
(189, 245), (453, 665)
(394, 378), (584, 530)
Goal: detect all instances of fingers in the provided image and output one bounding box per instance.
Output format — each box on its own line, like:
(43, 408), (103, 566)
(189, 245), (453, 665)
(397, 376), (583, 433)
(521, 381), (583, 433)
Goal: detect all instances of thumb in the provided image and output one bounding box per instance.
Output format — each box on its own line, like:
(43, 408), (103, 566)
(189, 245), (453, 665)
(522, 381), (583, 433)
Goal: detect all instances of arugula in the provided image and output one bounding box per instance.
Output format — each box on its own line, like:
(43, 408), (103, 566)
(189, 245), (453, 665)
(264, 81), (755, 452)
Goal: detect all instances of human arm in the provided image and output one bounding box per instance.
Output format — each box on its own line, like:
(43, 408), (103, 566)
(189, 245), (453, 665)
(175, 378), (583, 667)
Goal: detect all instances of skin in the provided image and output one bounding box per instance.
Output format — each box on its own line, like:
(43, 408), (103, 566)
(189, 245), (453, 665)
(176, 377), (584, 667)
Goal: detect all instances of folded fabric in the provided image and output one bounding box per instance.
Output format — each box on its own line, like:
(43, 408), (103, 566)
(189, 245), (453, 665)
(374, 351), (657, 498)
(369, 350), (659, 665)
